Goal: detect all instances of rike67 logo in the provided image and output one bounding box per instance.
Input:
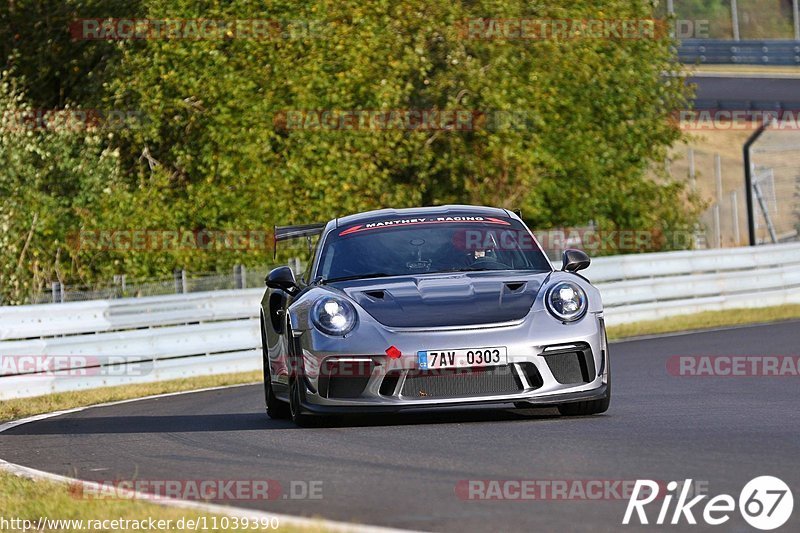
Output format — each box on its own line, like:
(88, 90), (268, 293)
(623, 477), (794, 530)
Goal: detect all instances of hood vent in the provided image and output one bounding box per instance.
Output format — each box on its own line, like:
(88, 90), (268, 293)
(363, 290), (386, 300)
(504, 281), (527, 293)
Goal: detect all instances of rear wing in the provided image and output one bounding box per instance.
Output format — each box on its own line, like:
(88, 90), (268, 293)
(273, 223), (326, 259)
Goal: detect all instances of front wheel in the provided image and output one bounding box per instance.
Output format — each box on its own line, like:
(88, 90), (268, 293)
(559, 341), (612, 416)
(556, 395), (610, 416)
(289, 373), (317, 427)
(557, 382), (611, 416)
(261, 315), (289, 419)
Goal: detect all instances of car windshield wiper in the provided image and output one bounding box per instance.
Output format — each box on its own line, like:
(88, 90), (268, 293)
(322, 272), (394, 284)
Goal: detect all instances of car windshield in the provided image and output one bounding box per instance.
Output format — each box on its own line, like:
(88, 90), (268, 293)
(317, 216), (551, 281)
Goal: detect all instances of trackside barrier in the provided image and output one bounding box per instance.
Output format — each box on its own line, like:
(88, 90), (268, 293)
(1, 243), (799, 399)
(586, 242), (800, 323)
(679, 39), (800, 66)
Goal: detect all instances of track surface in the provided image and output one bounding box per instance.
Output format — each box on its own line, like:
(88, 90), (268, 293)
(689, 75), (800, 105)
(2, 321), (799, 532)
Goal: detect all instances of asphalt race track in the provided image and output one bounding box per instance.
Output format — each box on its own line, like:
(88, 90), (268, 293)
(689, 74), (800, 107)
(1, 321), (799, 532)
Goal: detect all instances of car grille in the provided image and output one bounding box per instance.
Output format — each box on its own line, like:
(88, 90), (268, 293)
(399, 365), (523, 398)
(541, 344), (596, 384)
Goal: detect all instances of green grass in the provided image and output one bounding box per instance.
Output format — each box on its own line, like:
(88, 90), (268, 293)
(606, 304), (800, 340)
(0, 371), (261, 423)
(0, 471), (233, 533)
(688, 64), (800, 76)
(0, 470), (326, 533)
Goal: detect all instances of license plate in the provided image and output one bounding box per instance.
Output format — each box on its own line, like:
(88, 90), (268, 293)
(417, 347), (507, 370)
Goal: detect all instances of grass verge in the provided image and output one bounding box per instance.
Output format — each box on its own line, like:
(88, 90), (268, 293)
(0, 371), (261, 423)
(606, 304), (800, 340)
(688, 64), (800, 76)
(0, 470), (323, 532)
(0, 470), (239, 533)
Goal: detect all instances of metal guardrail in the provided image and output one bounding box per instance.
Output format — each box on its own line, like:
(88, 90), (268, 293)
(2, 243), (800, 399)
(679, 39), (800, 65)
(588, 242), (800, 324)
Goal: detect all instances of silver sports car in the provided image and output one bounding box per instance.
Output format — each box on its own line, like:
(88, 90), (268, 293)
(260, 205), (610, 426)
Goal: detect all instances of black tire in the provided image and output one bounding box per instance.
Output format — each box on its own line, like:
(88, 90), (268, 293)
(558, 343), (612, 416)
(557, 396), (609, 416)
(289, 372), (317, 427)
(557, 381), (611, 416)
(261, 315), (290, 419)
(286, 329), (320, 427)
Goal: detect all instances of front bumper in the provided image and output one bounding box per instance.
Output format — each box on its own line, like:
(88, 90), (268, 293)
(287, 310), (610, 414)
(299, 383), (609, 415)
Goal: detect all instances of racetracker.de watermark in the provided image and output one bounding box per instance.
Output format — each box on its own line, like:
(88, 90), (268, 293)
(70, 229), (274, 252)
(455, 479), (708, 501)
(69, 18), (325, 41)
(272, 109), (536, 132)
(666, 355), (800, 377)
(452, 228), (693, 254)
(1, 109), (145, 132)
(456, 18), (670, 40)
(675, 109), (800, 130)
(70, 18), (324, 40)
(75, 479), (323, 501)
(0, 355), (153, 377)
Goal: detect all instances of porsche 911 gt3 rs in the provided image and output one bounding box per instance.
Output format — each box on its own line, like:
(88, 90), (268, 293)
(260, 205), (610, 426)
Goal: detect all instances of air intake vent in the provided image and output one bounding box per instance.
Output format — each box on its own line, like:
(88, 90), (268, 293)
(541, 343), (595, 385)
(363, 290), (385, 300)
(318, 359), (375, 399)
(504, 282), (526, 292)
(401, 366), (522, 398)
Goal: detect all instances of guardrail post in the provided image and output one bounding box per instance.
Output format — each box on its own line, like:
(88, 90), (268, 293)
(51, 281), (63, 303)
(234, 264), (246, 289)
(174, 269), (187, 294)
(731, 191), (741, 245)
(794, 0), (800, 40)
(113, 274), (126, 295)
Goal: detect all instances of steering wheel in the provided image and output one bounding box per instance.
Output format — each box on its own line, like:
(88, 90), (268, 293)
(467, 257), (510, 270)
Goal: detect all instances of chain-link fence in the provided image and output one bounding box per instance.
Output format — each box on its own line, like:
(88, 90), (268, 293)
(747, 126), (800, 244)
(26, 261), (307, 304)
(667, 119), (800, 250)
(659, 0), (799, 40)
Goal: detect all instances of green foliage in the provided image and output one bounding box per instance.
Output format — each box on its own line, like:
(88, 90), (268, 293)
(1, 0), (700, 302)
(0, 74), (121, 304)
(0, 0), (141, 107)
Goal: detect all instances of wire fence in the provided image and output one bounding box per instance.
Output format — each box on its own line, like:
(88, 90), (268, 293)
(26, 261), (305, 304)
(666, 119), (800, 249)
(661, 1), (800, 41)
(748, 127), (800, 244)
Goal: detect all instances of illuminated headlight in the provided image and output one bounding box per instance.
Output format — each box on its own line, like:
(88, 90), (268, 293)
(311, 295), (358, 336)
(546, 281), (587, 322)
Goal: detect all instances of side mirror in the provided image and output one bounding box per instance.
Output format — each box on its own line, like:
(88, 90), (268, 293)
(561, 249), (590, 272)
(265, 266), (299, 295)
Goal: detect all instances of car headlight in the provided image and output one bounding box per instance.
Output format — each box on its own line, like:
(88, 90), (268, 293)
(311, 295), (358, 336)
(546, 281), (587, 322)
